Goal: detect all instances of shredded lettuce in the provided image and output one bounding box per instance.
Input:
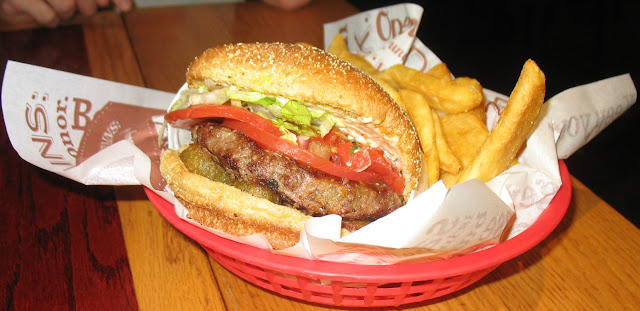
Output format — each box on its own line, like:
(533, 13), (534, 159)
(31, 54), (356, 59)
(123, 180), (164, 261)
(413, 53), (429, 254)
(314, 114), (341, 137)
(197, 84), (209, 93)
(254, 96), (279, 107)
(223, 89), (341, 138)
(169, 96), (187, 113)
(281, 100), (312, 126)
(226, 89), (266, 103)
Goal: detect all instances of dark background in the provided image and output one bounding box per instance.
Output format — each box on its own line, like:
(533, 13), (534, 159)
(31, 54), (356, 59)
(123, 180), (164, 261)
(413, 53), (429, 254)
(347, 0), (639, 227)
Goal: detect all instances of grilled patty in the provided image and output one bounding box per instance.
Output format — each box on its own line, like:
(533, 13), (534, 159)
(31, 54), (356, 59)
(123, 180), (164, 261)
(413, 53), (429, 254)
(192, 122), (403, 221)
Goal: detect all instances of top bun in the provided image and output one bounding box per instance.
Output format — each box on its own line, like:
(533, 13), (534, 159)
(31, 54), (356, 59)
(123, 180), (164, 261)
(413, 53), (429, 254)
(186, 42), (421, 199)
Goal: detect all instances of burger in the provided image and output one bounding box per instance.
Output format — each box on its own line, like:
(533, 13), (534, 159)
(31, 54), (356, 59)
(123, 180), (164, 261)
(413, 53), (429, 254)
(159, 42), (422, 249)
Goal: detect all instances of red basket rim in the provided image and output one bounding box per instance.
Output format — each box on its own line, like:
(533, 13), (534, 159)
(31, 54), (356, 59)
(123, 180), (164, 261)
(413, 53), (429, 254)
(146, 160), (572, 283)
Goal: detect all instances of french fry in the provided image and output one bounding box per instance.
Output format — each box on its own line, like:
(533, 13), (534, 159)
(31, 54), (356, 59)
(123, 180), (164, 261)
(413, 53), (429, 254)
(372, 75), (405, 110)
(384, 64), (484, 114)
(426, 62), (453, 81)
(328, 33), (349, 57)
(327, 35), (406, 109)
(295, 42), (315, 47)
(456, 59), (546, 184)
(372, 70), (401, 90)
(440, 171), (460, 188)
(438, 111), (489, 187)
(339, 51), (378, 75)
(468, 101), (487, 124)
(399, 89), (439, 186)
(432, 111), (460, 174)
(440, 112), (489, 168)
(328, 33), (378, 75)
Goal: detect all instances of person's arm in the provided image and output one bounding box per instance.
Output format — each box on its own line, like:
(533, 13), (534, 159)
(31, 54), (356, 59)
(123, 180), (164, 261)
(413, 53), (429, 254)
(261, 0), (312, 11)
(0, 0), (132, 27)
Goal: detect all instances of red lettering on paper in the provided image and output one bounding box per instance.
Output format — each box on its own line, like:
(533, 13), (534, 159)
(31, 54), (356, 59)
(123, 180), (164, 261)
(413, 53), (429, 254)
(31, 135), (63, 160)
(72, 97), (92, 130)
(407, 46), (428, 72)
(376, 11), (418, 41)
(25, 104), (48, 133)
(354, 31), (369, 51)
(387, 41), (407, 60)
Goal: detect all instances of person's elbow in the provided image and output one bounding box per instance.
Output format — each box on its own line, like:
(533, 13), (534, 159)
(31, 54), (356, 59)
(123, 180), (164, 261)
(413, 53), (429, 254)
(262, 0), (312, 11)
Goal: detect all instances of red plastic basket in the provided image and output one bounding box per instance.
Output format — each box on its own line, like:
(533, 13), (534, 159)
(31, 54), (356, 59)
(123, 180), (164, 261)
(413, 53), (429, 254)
(146, 160), (572, 307)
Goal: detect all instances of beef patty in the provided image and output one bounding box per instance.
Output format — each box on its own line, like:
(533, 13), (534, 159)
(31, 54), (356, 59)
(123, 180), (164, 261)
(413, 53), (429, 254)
(192, 121), (403, 221)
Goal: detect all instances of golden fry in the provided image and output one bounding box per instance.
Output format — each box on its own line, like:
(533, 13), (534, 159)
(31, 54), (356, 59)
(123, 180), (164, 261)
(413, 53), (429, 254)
(295, 42), (315, 47)
(456, 59), (546, 184)
(440, 171), (460, 188)
(372, 75), (404, 110)
(328, 34), (406, 109)
(426, 62), (453, 81)
(441, 112), (489, 168)
(439, 112), (489, 187)
(432, 111), (460, 174)
(338, 51), (378, 75)
(328, 33), (378, 75)
(328, 33), (349, 57)
(372, 70), (401, 89)
(468, 101), (487, 124)
(384, 64), (484, 114)
(399, 89), (439, 186)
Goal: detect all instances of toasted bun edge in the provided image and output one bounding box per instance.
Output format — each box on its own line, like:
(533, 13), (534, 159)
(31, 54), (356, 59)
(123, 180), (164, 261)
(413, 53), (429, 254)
(159, 148), (311, 250)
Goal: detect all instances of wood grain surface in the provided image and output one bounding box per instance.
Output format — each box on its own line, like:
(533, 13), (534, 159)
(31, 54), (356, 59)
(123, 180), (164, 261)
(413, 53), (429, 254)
(81, 12), (227, 310)
(1, 1), (639, 310)
(0, 22), (137, 310)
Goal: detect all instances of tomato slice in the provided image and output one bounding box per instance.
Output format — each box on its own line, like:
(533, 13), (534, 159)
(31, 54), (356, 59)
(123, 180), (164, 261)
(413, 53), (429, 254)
(367, 148), (404, 195)
(165, 104), (282, 136)
(337, 142), (372, 172)
(221, 119), (385, 184)
(316, 132), (404, 194)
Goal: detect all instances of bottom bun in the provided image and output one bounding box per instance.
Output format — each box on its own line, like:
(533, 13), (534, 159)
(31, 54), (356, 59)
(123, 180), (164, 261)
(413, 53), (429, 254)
(160, 147), (311, 250)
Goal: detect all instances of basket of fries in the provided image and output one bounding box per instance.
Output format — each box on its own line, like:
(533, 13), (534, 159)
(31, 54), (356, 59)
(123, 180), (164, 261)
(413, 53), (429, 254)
(146, 160), (570, 307)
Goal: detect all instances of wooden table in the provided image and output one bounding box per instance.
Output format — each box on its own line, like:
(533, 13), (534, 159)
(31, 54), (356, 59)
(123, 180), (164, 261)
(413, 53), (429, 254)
(1, 1), (639, 309)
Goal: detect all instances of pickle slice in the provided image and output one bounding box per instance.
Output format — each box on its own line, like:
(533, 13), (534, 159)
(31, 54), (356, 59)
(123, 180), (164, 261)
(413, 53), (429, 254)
(179, 144), (281, 204)
(179, 144), (232, 184)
